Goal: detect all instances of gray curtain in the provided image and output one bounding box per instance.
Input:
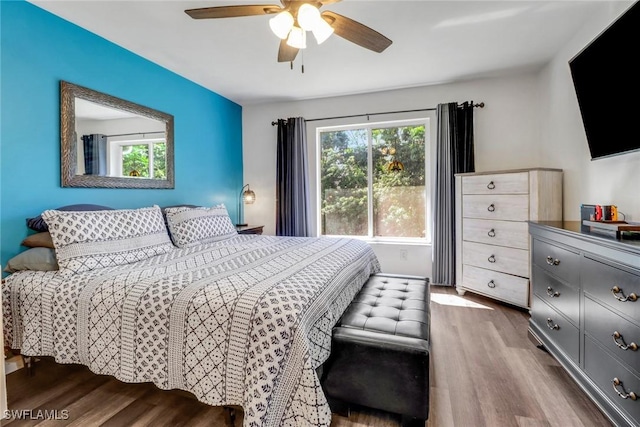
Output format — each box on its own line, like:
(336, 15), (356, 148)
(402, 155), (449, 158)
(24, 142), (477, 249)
(433, 102), (475, 286)
(276, 117), (310, 237)
(82, 134), (107, 175)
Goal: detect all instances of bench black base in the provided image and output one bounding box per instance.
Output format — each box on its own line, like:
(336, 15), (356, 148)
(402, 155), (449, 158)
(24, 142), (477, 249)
(322, 273), (430, 426)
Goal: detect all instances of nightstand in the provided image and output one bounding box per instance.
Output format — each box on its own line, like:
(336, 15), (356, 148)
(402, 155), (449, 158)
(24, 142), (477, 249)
(236, 225), (264, 235)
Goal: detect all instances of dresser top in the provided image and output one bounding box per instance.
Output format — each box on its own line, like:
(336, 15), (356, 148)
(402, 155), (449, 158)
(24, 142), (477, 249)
(456, 167), (563, 177)
(529, 220), (640, 255)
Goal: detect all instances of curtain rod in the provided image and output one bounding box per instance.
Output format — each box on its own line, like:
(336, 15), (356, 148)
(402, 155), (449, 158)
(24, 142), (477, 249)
(270, 102), (484, 126)
(105, 131), (165, 138)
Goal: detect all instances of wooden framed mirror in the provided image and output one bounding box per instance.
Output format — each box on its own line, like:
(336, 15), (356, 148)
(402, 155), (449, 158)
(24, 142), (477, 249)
(60, 81), (174, 189)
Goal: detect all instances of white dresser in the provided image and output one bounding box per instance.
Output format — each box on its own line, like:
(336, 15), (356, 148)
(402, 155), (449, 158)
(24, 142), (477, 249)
(455, 168), (563, 308)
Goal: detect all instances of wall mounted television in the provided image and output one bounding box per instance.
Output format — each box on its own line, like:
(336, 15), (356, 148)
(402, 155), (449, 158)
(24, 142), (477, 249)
(569, 1), (640, 160)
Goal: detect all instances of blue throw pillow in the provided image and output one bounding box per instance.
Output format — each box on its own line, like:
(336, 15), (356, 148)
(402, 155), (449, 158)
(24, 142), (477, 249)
(26, 204), (114, 232)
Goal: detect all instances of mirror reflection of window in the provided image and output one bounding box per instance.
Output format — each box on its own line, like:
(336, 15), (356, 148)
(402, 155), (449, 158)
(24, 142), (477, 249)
(109, 140), (166, 178)
(74, 98), (166, 179)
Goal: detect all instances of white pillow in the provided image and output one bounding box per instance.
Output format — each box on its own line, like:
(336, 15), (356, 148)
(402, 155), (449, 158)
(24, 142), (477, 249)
(164, 204), (237, 248)
(42, 205), (174, 273)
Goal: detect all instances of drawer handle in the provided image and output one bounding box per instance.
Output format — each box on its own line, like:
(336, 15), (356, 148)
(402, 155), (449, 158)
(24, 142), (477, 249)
(488, 255), (496, 263)
(611, 286), (638, 302)
(487, 181), (496, 190)
(487, 229), (496, 237)
(487, 280), (496, 288)
(545, 256), (560, 266)
(612, 331), (639, 351)
(612, 378), (637, 401)
(546, 318), (559, 330)
(487, 204), (495, 212)
(546, 287), (560, 298)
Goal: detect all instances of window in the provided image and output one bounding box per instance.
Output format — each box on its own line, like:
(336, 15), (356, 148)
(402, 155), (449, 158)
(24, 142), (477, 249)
(108, 139), (166, 178)
(318, 119), (428, 241)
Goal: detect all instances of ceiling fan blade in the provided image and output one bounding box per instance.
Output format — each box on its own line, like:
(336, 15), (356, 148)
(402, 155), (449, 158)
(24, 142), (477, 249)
(319, 0), (342, 5)
(278, 39), (299, 62)
(185, 5), (281, 19)
(321, 11), (392, 53)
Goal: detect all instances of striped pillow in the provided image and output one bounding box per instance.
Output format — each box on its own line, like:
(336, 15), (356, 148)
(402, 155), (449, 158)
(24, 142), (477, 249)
(164, 205), (237, 248)
(42, 205), (174, 274)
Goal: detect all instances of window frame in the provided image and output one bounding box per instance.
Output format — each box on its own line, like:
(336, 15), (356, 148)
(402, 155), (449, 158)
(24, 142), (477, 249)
(108, 138), (166, 179)
(316, 118), (431, 244)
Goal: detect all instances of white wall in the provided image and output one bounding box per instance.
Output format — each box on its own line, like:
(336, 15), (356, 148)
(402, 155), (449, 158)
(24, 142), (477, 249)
(538, 1), (639, 221)
(243, 73), (543, 277)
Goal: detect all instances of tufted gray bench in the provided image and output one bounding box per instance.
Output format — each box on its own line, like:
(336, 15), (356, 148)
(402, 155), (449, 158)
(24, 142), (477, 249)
(322, 273), (430, 427)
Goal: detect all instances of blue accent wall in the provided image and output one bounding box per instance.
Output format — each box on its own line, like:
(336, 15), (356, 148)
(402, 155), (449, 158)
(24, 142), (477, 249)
(0, 1), (243, 268)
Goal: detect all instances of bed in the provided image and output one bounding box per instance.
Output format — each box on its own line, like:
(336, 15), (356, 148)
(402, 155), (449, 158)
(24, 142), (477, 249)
(2, 205), (380, 427)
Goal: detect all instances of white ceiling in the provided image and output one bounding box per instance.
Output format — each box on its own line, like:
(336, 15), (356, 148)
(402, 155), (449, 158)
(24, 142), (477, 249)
(29, 0), (609, 106)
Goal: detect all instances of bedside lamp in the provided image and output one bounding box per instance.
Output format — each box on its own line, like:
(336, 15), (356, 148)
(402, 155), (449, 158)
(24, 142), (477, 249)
(237, 184), (256, 226)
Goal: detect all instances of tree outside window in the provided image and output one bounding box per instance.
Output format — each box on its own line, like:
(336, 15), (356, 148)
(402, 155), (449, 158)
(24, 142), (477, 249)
(120, 142), (166, 178)
(319, 121), (427, 240)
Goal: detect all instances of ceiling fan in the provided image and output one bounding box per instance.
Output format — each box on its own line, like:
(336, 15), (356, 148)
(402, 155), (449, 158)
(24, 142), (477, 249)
(185, 0), (392, 63)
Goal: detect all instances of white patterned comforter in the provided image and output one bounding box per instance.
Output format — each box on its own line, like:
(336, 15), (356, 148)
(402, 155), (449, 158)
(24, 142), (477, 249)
(2, 234), (380, 426)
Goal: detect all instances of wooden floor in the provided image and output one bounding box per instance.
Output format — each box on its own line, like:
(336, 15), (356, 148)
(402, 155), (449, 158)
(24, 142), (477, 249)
(2, 287), (612, 427)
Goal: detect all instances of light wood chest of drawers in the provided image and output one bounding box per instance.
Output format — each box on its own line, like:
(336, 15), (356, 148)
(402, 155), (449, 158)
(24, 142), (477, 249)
(454, 168), (563, 308)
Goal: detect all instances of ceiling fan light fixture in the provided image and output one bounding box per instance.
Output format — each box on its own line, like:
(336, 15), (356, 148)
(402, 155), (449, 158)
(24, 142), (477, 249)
(269, 11), (294, 39)
(184, 3), (393, 64)
(286, 26), (307, 49)
(312, 18), (334, 44)
(297, 3), (321, 31)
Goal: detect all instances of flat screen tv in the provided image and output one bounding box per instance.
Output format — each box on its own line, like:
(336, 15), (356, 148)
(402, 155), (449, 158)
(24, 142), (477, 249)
(569, 2), (640, 160)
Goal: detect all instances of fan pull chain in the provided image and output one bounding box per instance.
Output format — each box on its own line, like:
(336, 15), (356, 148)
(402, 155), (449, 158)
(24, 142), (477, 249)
(288, 52), (305, 73)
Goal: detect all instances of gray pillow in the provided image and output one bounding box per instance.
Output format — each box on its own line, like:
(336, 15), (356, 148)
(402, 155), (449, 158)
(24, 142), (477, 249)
(26, 204), (114, 232)
(4, 247), (59, 273)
